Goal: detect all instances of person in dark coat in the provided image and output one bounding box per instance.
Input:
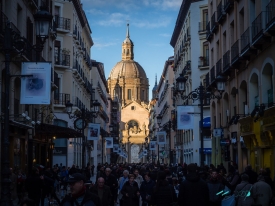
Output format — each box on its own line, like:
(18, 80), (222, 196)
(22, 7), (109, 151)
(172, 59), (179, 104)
(207, 170), (225, 206)
(140, 172), (155, 206)
(243, 165), (258, 184)
(25, 167), (44, 206)
(152, 171), (177, 206)
(178, 163), (209, 206)
(60, 173), (100, 206)
(101, 168), (118, 206)
(121, 174), (140, 206)
(90, 177), (112, 206)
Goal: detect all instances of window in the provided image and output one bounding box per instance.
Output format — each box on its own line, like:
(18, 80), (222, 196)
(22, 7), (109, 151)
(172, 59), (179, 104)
(141, 90), (145, 100)
(131, 106), (135, 110)
(127, 89), (131, 100)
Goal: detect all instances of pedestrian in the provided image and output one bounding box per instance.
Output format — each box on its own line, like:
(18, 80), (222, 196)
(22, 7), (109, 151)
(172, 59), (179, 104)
(252, 175), (273, 206)
(243, 165), (258, 184)
(118, 170), (129, 206)
(25, 167), (44, 206)
(134, 169), (144, 188)
(60, 173), (101, 206)
(90, 177), (112, 206)
(91, 165), (95, 176)
(140, 172), (155, 206)
(17, 169), (26, 204)
(102, 167), (118, 206)
(234, 174), (254, 206)
(121, 174), (140, 206)
(20, 198), (36, 206)
(207, 170), (225, 206)
(152, 171), (177, 206)
(178, 163), (209, 206)
(10, 168), (18, 205)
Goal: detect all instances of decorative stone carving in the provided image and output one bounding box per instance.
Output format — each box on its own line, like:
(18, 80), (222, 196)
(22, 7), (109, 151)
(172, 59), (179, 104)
(131, 144), (140, 163)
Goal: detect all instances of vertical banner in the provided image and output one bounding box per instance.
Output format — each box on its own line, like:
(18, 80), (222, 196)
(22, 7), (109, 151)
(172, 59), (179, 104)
(143, 150), (148, 155)
(118, 148), (122, 155)
(87, 123), (100, 140)
(113, 144), (119, 152)
(157, 131), (167, 145)
(105, 137), (113, 148)
(149, 141), (157, 150)
(20, 62), (51, 104)
(177, 106), (194, 130)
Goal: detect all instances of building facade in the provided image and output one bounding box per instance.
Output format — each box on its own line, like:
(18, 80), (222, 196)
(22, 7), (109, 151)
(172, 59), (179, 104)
(206, 0), (275, 176)
(155, 57), (176, 164)
(108, 24), (150, 163)
(170, 0), (211, 165)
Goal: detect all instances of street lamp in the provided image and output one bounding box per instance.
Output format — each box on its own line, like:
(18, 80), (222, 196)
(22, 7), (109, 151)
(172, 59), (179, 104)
(1, 6), (52, 205)
(65, 100), (101, 168)
(176, 76), (226, 166)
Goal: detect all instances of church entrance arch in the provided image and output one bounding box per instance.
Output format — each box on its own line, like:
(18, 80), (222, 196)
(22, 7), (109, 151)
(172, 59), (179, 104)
(131, 144), (140, 163)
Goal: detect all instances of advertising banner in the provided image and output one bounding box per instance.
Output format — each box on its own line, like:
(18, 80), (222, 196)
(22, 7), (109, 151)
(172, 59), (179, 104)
(105, 137), (113, 148)
(149, 141), (157, 150)
(20, 62), (51, 104)
(177, 106), (194, 130)
(87, 123), (100, 140)
(113, 144), (119, 152)
(157, 131), (166, 145)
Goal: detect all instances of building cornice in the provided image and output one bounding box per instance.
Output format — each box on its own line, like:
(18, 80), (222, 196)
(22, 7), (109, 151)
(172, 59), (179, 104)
(72, 0), (86, 27)
(170, 0), (202, 47)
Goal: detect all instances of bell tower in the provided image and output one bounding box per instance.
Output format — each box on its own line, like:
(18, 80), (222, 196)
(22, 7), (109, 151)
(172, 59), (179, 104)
(122, 23), (134, 60)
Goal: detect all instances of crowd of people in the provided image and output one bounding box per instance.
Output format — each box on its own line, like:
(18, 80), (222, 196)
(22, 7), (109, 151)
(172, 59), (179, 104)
(9, 161), (275, 206)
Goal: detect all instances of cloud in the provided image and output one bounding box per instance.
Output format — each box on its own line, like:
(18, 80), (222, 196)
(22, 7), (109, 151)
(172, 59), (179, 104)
(85, 9), (107, 16)
(159, 33), (171, 37)
(142, 0), (182, 10)
(132, 17), (171, 28)
(96, 13), (129, 26)
(93, 42), (117, 49)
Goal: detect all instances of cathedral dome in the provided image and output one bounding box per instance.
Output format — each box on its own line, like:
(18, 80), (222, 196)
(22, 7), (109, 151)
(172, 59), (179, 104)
(109, 60), (147, 79)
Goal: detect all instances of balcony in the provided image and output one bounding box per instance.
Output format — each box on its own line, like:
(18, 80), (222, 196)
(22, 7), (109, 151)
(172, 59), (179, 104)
(251, 12), (270, 48)
(222, 50), (230, 74)
(211, 12), (218, 33)
(210, 66), (216, 85)
(55, 54), (70, 67)
(198, 56), (209, 68)
(266, 0), (275, 34)
(217, 2), (226, 24)
(198, 21), (207, 33)
(224, 0), (234, 13)
(216, 58), (222, 76)
(54, 16), (70, 31)
(205, 72), (210, 89)
(54, 93), (70, 105)
(240, 27), (252, 59)
(231, 40), (241, 67)
(206, 21), (213, 40)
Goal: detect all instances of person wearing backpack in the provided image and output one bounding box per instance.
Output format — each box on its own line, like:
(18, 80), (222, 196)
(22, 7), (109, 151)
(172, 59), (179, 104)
(207, 170), (225, 206)
(234, 174), (254, 206)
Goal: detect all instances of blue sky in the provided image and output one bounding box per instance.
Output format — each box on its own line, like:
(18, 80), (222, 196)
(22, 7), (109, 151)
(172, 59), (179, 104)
(83, 0), (182, 99)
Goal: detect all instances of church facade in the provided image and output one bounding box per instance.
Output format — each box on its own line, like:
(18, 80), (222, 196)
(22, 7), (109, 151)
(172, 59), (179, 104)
(107, 24), (150, 163)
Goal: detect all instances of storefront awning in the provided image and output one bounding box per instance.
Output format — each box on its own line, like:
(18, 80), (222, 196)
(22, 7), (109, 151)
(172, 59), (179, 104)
(10, 120), (34, 129)
(35, 123), (82, 138)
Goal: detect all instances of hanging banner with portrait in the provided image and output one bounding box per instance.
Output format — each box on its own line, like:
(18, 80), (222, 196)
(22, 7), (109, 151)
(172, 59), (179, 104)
(157, 131), (167, 145)
(87, 123), (100, 140)
(20, 62), (51, 104)
(177, 106), (194, 130)
(113, 144), (119, 152)
(105, 137), (113, 148)
(149, 141), (157, 150)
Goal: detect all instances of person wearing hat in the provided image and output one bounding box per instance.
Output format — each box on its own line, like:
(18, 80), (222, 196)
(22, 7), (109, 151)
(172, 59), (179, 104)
(177, 163), (209, 206)
(60, 173), (101, 206)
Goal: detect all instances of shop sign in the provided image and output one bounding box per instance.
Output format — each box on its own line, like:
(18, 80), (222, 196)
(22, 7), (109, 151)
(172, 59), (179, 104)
(53, 147), (67, 155)
(220, 139), (230, 146)
(199, 148), (212, 154)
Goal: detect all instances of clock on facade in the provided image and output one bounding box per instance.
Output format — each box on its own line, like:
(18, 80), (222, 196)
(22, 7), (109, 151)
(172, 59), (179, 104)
(74, 118), (87, 130)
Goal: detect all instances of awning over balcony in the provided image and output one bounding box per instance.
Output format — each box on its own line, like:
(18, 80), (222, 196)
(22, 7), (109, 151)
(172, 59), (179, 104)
(35, 123), (82, 138)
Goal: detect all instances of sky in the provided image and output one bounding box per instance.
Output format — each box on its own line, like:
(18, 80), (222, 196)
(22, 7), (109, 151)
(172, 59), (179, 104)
(83, 0), (182, 99)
